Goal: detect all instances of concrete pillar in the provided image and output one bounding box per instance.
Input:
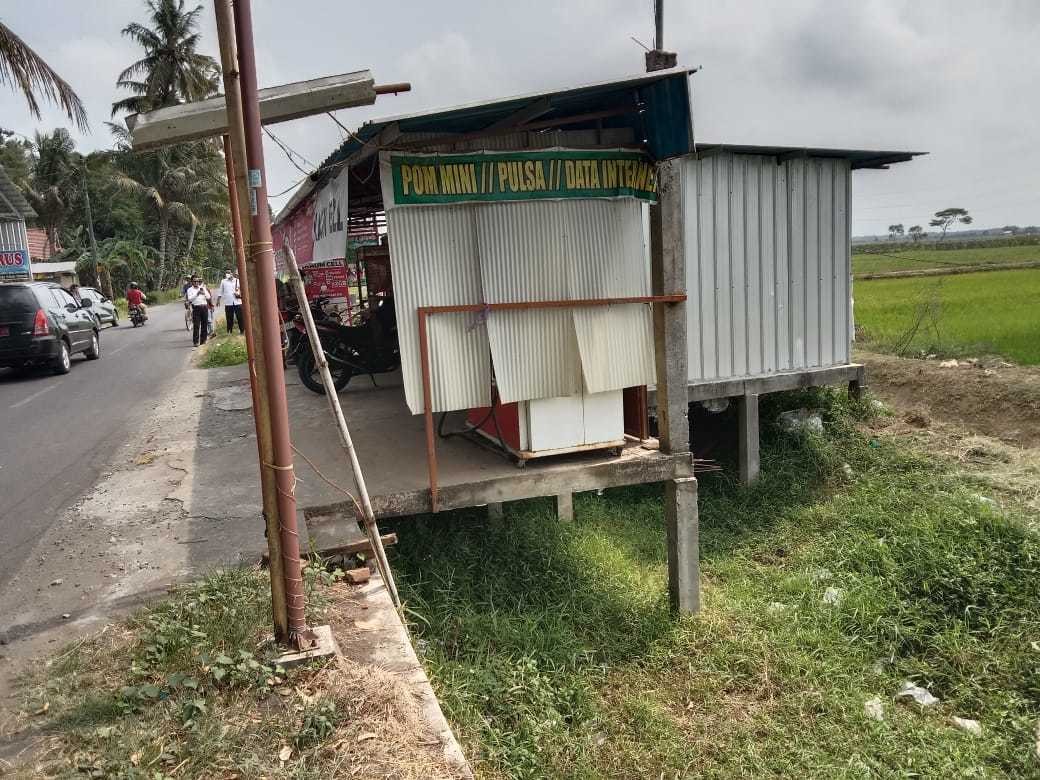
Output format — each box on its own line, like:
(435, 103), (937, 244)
(849, 366), (867, 400)
(650, 158), (690, 456)
(487, 502), (503, 521)
(556, 492), (573, 522)
(737, 392), (760, 485)
(665, 476), (699, 614)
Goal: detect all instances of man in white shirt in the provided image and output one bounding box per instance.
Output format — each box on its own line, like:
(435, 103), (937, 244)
(184, 276), (213, 346)
(215, 268), (244, 335)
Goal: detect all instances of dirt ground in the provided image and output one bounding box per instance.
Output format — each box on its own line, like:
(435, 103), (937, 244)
(857, 349), (1040, 515)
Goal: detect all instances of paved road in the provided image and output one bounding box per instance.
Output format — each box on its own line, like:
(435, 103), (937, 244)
(0, 303), (194, 591)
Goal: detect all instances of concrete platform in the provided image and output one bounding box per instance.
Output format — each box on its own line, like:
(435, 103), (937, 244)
(284, 369), (694, 519)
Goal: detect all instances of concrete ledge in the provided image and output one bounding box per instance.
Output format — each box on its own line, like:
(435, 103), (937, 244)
(681, 363), (866, 403)
(304, 450), (694, 518)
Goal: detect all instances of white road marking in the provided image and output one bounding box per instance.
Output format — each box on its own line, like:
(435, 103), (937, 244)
(109, 343), (130, 356)
(11, 383), (58, 409)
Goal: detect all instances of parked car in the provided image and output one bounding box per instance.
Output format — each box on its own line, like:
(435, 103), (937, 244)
(78, 287), (118, 327)
(0, 282), (101, 374)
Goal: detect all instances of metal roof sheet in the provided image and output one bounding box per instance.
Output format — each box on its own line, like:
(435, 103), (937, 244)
(274, 67), (697, 224)
(0, 164), (35, 220)
(693, 143), (925, 170)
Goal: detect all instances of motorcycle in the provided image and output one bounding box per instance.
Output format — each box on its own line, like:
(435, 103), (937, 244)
(282, 295), (336, 366)
(296, 297), (399, 395)
(129, 304), (146, 327)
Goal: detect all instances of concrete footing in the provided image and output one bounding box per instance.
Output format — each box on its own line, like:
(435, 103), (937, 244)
(556, 492), (573, 521)
(665, 476), (699, 614)
(737, 392), (760, 486)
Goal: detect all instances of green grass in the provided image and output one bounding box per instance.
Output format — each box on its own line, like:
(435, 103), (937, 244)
(853, 268), (1040, 364)
(196, 323), (249, 368)
(15, 564), (450, 778)
(388, 389), (1040, 779)
(852, 244), (1040, 276)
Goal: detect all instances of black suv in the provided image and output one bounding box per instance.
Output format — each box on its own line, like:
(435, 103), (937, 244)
(0, 282), (101, 374)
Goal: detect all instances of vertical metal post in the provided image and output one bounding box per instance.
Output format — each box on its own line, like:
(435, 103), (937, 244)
(655, 0), (664, 50)
(81, 167), (100, 291)
(231, 0), (310, 645)
(214, 0), (289, 644)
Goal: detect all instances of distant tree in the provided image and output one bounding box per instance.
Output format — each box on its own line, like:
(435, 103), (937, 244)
(24, 128), (77, 256)
(888, 223), (904, 241)
(0, 21), (87, 129)
(929, 207), (972, 240)
(908, 225), (925, 242)
(0, 131), (32, 183)
(1000, 225), (1020, 235)
(111, 0), (219, 117)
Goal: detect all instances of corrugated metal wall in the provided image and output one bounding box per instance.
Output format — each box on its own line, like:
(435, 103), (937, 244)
(683, 153), (851, 384)
(386, 205), (491, 415)
(477, 201), (584, 403)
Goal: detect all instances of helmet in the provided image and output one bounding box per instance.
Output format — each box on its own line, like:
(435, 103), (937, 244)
(129, 282), (139, 289)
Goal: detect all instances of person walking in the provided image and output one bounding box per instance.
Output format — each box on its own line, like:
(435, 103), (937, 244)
(184, 275), (212, 346)
(216, 269), (244, 335)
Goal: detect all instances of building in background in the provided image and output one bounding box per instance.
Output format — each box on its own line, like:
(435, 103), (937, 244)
(0, 165), (35, 283)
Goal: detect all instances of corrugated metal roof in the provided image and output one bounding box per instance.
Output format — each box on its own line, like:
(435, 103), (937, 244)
(274, 67), (697, 224)
(0, 164), (35, 220)
(694, 143), (924, 170)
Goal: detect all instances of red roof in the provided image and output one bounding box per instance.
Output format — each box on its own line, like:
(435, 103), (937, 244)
(26, 228), (58, 261)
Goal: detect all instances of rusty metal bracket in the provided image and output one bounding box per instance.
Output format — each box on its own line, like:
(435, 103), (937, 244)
(417, 294), (687, 513)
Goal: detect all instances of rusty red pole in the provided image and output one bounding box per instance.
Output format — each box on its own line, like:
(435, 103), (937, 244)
(231, 0), (310, 645)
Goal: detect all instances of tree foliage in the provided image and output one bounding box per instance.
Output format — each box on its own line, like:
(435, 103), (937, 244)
(929, 208), (973, 240)
(111, 0), (219, 117)
(0, 21), (87, 129)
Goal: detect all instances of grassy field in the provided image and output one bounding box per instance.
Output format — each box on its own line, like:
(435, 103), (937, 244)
(387, 389), (1040, 779)
(16, 390), (1040, 777)
(853, 268), (1040, 364)
(852, 244), (1040, 276)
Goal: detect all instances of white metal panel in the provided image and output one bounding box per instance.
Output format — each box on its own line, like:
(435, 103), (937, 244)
(582, 389), (624, 444)
(476, 201), (584, 403)
(386, 205), (491, 414)
(566, 199), (656, 393)
(683, 153), (852, 384)
(526, 395), (585, 450)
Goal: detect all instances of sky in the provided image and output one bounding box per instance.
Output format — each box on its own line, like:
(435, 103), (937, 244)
(1, 0), (1038, 236)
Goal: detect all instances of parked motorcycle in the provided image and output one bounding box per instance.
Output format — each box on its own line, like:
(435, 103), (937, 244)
(129, 304), (146, 328)
(296, 297), (399, 395)
(282, 295), (336, 366)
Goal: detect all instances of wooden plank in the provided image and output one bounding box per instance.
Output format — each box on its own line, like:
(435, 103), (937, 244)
(128, 71), (376, 150)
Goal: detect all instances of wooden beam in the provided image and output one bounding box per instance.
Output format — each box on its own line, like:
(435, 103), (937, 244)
(484, 96), (553, 132)
(128, 70), (376, 150)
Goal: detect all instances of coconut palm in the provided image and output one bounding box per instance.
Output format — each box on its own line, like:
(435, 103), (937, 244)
(23, 128), (77, 256)
(111, 0), (219, 117)
(76, 236), (157, 299)
(0, 21), (87, 129)
(110, 124), (226, 288)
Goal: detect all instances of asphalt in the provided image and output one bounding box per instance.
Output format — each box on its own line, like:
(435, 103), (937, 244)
(0, 302), (194, 591)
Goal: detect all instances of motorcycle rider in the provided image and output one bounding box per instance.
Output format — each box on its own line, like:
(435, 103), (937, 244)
(126, 282), (148, 320)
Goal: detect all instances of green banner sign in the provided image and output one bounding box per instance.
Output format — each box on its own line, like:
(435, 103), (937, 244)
(386, 150), (657, 206)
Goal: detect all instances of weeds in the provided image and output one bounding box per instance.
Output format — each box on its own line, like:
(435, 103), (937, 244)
(389, 386), (1040, 778)
(196, 330), (248, 368)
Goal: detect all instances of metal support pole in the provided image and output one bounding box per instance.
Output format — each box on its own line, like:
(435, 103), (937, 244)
(284, 247), (401, 610)
(214, 0), (289, 644)
(655, 0), (664, 50)
(231, 0), (310, 646)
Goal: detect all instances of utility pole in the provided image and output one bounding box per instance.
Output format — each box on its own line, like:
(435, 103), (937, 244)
(81, 167), (101, 292)
(646, 0), (678, 72)
(213, 0), (289, 644)
(231, 0), (311, 648)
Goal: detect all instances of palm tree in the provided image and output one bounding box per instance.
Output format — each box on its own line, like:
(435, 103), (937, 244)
(76, 236), (157, 299)
(24, 128), (77, 256)
(110, 125), (226, 288)
(0, 21), (87, 129)
(111, 0), (219, 117)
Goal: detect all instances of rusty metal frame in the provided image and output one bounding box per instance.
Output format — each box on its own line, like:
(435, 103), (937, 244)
(417, 294), (687, 512)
